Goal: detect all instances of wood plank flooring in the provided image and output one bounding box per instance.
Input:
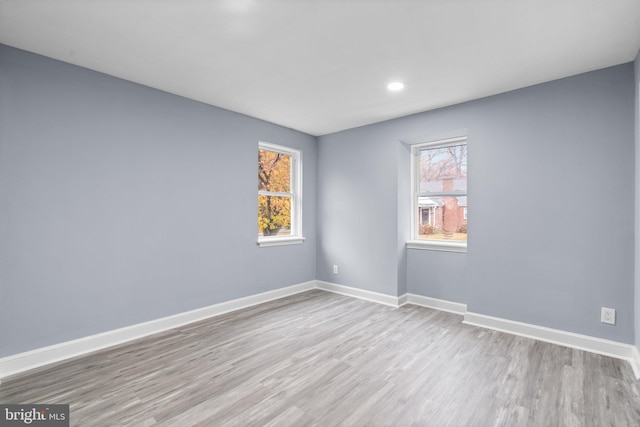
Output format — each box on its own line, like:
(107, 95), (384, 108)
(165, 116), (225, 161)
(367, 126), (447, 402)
(1, 290), (639, 426)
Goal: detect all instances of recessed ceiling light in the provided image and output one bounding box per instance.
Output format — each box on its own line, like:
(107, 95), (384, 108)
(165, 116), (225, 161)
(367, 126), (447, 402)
(387, 82), (404, 91)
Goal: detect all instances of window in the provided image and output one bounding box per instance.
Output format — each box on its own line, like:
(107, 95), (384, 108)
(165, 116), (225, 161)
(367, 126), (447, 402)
(257, 142), (304, 247)
(408, 136), (467, 252)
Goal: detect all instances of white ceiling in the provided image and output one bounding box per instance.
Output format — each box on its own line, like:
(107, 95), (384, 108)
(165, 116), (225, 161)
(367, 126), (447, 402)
(1, 1), (639, 136)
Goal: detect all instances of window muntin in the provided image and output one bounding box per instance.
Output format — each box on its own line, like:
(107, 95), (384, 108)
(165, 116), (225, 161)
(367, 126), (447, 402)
(412, 137), (467, 244)
(258, 142), (302, 243)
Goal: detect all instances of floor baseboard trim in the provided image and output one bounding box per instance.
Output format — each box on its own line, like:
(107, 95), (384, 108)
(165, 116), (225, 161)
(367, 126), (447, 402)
(315, 281), (401, 307)
(0, 281), (316, 381)
(4, 282), (638, 383)
(404, 293), (467, 315)
(463, 311), (637, 372)
(398, 293), (409, 306)
(630, 346), (640, 380)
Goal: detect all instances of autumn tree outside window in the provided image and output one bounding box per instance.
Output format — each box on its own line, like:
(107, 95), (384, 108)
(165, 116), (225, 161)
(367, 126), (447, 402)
(258, 142), (303, 247)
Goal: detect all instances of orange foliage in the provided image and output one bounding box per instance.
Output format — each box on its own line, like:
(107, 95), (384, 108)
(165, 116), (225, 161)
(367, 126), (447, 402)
(258, 150), (291, 236)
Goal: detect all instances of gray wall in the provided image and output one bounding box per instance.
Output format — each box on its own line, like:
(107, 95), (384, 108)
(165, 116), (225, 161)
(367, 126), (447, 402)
(318, 64), (635, 343)
(635, 49), (640, 350)
(0, 45), (317, 357)
(317, 128), (402, 296)
(2, 42), (636, 357)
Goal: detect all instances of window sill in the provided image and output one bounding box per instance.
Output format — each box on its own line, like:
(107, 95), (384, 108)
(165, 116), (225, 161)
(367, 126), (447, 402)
(257, 236), (306, 247)
(406, 240), (467, 253)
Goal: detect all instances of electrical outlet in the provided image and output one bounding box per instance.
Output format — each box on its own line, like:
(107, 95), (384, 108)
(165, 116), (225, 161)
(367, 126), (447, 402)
(333, 265), (339, 274)
(601, 307), (616, 325)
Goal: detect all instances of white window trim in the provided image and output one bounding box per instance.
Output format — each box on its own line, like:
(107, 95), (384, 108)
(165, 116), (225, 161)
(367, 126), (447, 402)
(409, 136), (467, 253)
(406, 239), (467, 253)
(257, 141), (304, 247)
(258, 236), (305, 247)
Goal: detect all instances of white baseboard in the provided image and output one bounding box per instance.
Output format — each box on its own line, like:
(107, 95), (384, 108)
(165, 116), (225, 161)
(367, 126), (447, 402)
(630, 346), (640, 380)
(398, 293), (409, 306)
(315, 280), (402, 307)
(464, 311), (639, 378)
(0, 281), (316, 381)
(3, 281), (639, 383)
(404, 293), (467, 315)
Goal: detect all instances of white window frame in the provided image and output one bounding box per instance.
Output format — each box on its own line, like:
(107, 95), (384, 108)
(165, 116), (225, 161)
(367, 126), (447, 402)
(257, 141), (304, 247)
(407, 136), (467, 253)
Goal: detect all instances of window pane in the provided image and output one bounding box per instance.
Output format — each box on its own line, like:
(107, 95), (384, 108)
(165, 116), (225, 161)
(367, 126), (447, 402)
(417, 196), (467, 241)
(258, 194), (291, 236)
(419, 144), (467, 195)
(258, 149), (291, 192)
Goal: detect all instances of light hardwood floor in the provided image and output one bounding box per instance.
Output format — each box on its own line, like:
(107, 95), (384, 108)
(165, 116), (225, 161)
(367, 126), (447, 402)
(1, 290), (639, 426)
